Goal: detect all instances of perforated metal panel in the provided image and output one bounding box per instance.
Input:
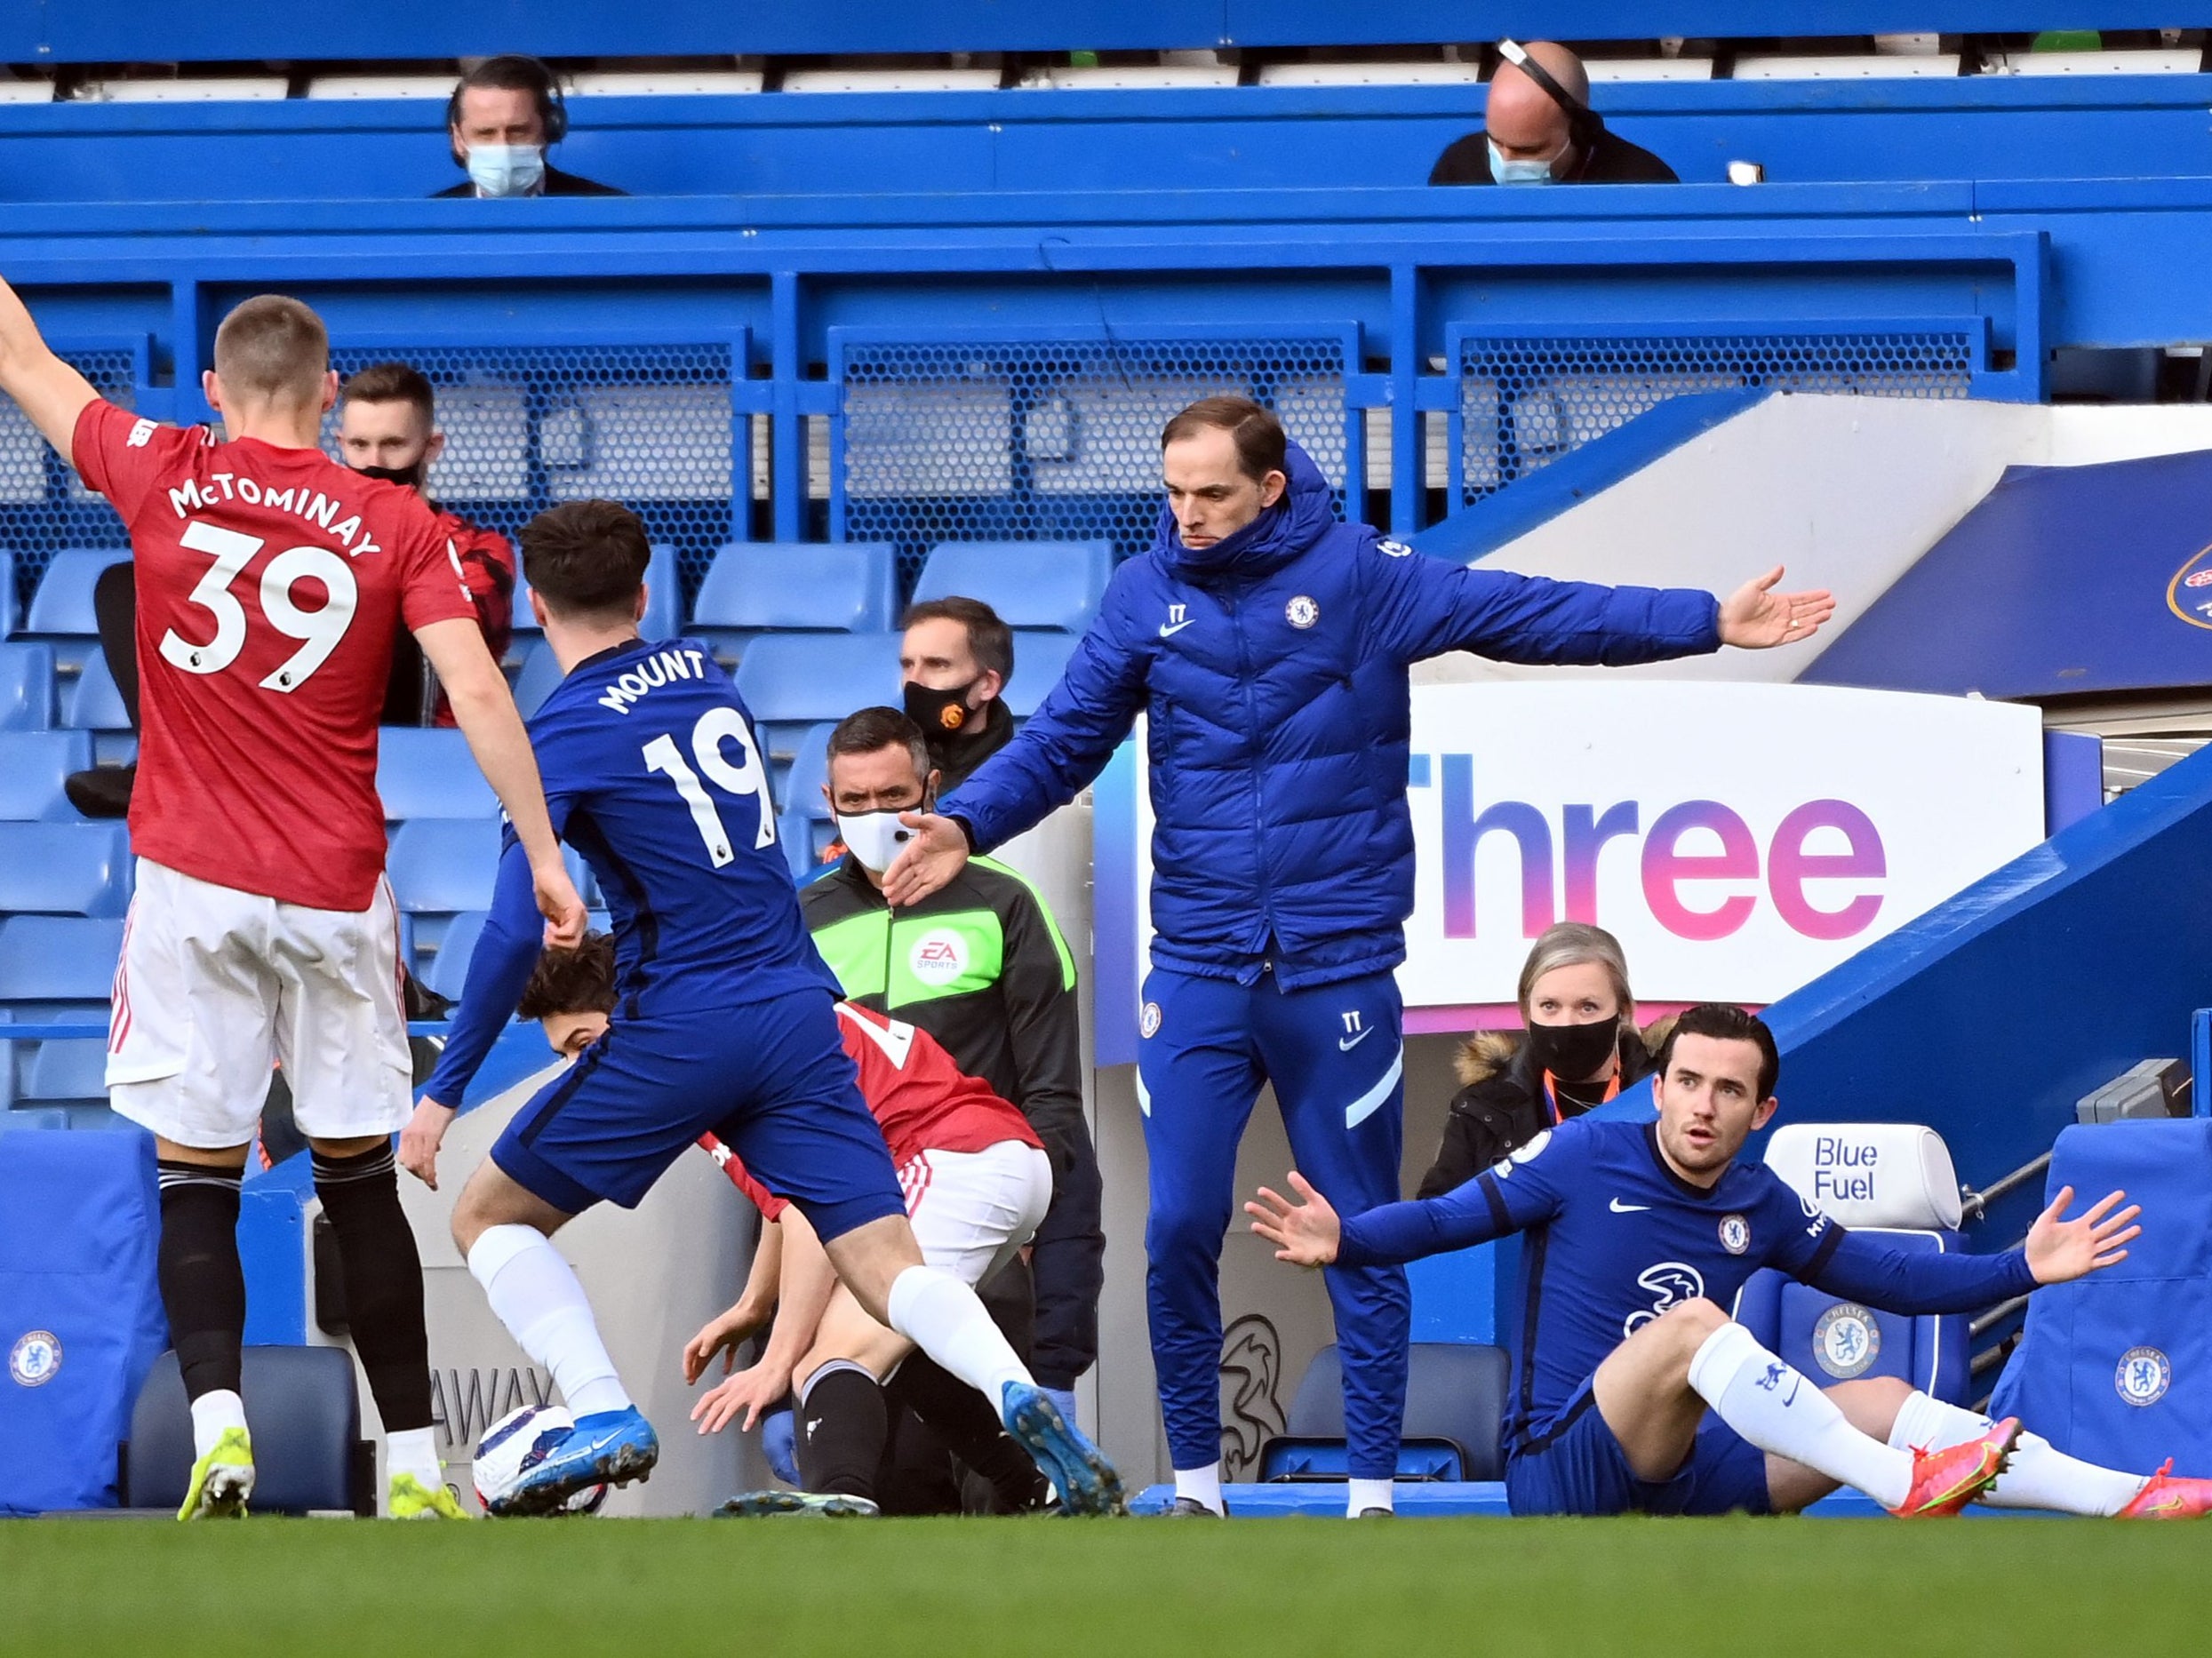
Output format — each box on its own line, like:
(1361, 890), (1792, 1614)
(832, 331), (1359, 583)
(1, 348), (141, 611)
(1453, 329), (1976, 504)
(320, 341), (744, 606)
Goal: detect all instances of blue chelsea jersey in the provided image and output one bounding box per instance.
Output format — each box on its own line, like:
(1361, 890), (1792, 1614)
(526, 638), (840, 1008)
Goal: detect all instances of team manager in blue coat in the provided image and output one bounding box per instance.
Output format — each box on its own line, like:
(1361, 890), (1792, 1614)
(884, 395), (1833, 1517)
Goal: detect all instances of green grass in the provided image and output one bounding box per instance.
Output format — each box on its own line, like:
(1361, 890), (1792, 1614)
(3, 1515), (2208, 1656)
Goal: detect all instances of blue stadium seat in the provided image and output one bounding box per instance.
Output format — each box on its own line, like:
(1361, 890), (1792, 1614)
(125, 1346), (371, 1517)
(387, 817), (503, 920)
(0, 824), (133, 917)
(1002, 631), (1080, 719)
(376, 727), (497, 821)
(63, 653), (134, 765)
(512, 543), (679, 640)
(510, 638), (565, 720)
(913, 540), (1113, 634)
(1745, 1125), (1971, 1404)
(1257, 1343), (1509, 1482)
(732, 633), (901, 787)
(686, 542), (898, 667)
(20, 1039), (110, 1108)
(776, 723), (838, 880)
(0, 916), (125, 1014)
(0, 642), (58, 732)
(419, 908), (489, 1002)
(0, 731), (94, 821)
(22, 549), (131, 672)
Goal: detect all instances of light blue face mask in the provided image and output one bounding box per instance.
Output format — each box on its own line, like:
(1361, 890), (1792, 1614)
(1489, 138), (1561, 186)
(467, 144), (546, 198)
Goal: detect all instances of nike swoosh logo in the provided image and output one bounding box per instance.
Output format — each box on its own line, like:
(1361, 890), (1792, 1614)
(1158, 620), (1195, 637)
(1609, 1199), (1650, 1213)
(1338, 1027), (1373, 1051)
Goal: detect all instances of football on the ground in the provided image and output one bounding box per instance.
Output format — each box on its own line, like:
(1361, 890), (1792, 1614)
(472, 1403), (609, 1517)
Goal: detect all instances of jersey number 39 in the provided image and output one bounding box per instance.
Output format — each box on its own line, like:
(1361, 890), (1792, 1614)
(643, 707), (776, 867)
(160, 520), (358, 693)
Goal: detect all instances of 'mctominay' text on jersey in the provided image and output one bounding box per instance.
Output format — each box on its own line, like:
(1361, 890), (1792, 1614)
(1336, 1117), (2039, 1457)
(424, 638), (839, 1104)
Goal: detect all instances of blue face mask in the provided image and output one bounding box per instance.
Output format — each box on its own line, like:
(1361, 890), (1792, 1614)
(1489, 138), (1561, 186)
(467, 144), (546, 198)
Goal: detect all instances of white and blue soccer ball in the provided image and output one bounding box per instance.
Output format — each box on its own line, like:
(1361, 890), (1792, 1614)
(472, 1403), (609, 1517)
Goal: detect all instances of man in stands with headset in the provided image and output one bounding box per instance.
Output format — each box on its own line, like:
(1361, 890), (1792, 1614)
(1430, 40), (1679, 187)
(435, 56), (625, 200)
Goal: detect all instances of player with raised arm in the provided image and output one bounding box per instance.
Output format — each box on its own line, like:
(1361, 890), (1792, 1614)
(398, 500), (1120, 1518)
(1250, 1004), (2212, 1519)
(0, 278), (586, 1520)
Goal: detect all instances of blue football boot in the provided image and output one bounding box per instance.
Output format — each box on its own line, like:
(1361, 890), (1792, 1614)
(1001, 1381), (1125, 1517)
(491, 1407), (659, 1518)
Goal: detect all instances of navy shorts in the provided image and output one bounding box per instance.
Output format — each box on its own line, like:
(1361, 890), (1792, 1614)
(1505, 1382), (1773, 1517)
(491, 986), (905, 1243)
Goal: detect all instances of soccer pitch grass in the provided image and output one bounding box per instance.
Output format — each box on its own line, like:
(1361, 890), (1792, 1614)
(4, 1517), (2209, 1657)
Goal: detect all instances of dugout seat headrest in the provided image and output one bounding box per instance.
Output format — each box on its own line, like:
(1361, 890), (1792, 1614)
(1764, 1123), (1962, 1231)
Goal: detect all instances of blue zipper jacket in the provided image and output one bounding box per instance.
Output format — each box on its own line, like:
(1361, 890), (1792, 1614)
(941, 442), (1723, 990)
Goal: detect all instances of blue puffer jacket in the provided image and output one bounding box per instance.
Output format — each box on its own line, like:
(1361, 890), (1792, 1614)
(943, 442), (1722, 990)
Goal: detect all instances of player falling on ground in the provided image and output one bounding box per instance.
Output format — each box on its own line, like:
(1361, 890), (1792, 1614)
(398, 500), (1121, 1517)
(1250, 1003), (2212, 1519)
(513, 933), (1056, 1517)
(0, 279), (586, 1519)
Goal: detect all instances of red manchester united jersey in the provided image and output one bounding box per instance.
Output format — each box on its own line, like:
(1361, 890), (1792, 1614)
(429, 510), (515, 727)
(707, 1001), (1041, 1217)
(73, 399), (478, 912)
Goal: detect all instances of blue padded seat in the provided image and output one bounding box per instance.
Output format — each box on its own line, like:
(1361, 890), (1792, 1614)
(510, 637), (566, 720)
(1258, 1343), (1510, 1483)
(419, 908), (490, 1001)
(0, 823), (133, 917)
(124, 1346), (371, 1516)
(21, 1039), (110, 1106)
(913, 540), (1113, 634)
(0, 642), (58, 732)
(23, 548), (131, 638)
(512, 542), (679, 640)
(0, 730), (94, 820)
(0, 916), (126, 1010)
(386, 817), (503, 918)
(376, 727), (497, 821)
(732, 632), (902, 779)
(686, 542), (898, 666)
(1002, 631), (1080, 719)
(63, 653), (134, 765)
(776, 722), (839, 881)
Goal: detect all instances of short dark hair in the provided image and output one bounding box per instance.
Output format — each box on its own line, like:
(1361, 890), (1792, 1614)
(516, 932), (616, 1021)
(519, 500), (651, 621)
(827, 705), (931, 785)
(339, 362), (436, 428)
(1161, 395), (1287, 483)
(212, 295), (329, 408)
(1656, 1003), (1781, 1102)
(447, 54), (567, 144)
(900, 595), (1013, 688)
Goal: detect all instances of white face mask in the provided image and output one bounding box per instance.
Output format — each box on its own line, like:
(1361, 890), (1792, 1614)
(836, 809), (917, 874)
(467, 143), (546, 198)
(1489, 137), (1562, 186)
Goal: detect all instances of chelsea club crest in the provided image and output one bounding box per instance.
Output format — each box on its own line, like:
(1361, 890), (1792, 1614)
(1718, 1213), (1751, 1255)
(9, 1330), (61, 1388)
(2116, 1346), (2172, 1407)
(1813, 1303), (1881, 1379)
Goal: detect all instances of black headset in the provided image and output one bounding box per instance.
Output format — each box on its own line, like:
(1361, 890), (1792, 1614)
(1495, 40), (1606, 155)
(446, 54), (568, 167)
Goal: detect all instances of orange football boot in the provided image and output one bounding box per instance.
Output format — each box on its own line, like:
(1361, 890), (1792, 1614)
(1890, 1416), (2021, 1518)
(2119, 1460), (2212, 1519)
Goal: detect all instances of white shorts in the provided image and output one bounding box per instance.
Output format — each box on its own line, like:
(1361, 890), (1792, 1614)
(899, 1140), (1054, 1287)
(108, 857), (412, 1151)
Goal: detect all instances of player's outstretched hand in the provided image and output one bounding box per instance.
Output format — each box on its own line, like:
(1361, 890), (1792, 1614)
(533, 858), (589, 950)
(683, 1302), (771, 1386)
(1717, 565), (1835, 650)
(1244, 1171), (1342, 1267)
(399, 1097), (456, 1190)
(881, 813), (970, 909)
(691, 1359), (791, 1436)
(2025, 1184), (2141, 1285)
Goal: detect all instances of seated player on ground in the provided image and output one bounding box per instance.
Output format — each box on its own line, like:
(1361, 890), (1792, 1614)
(1250, 1004), (2209, 1519)
(397, 499), (1121, 1517)
(514, 935), (1054, 1516)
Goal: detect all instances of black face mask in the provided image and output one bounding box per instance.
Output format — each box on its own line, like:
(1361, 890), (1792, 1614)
(1525, 1016), (1620, 1081)
(352, 460), (427, 491)
(904, 677), (983, 738)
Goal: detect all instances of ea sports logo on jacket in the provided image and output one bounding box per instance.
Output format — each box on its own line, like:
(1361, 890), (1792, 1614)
(907, 929), (970, 989)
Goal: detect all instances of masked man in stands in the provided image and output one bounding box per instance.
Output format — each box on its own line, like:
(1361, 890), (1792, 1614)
(900, 597), (1017, 793)
(435, 56), (625, 200)
(1430, 40), (1678, 187)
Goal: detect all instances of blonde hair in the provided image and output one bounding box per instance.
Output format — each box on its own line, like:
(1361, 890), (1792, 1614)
(1516, 921), (1635, 1023)
(212, 294), (329, 407)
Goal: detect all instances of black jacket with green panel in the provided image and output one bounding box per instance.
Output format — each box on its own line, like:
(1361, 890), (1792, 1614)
(798, 853), (1086, 1174)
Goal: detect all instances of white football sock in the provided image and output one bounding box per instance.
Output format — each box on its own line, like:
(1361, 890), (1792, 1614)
(188, 1389), (248, 1460)
(467, 1224), (632, 1420)
(1348, 1477), (1394, 1517)
(1174, 1462), (1225, 1514)
(1887, 1390), (2146, 1517)
(386, 1426), (443, 1491)
(885, 1264), (1030, 1405)
(1687, 1320), (1911, 1510)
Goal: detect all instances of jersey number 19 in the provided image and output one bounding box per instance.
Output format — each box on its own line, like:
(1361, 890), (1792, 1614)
(643, 707), (776, 867)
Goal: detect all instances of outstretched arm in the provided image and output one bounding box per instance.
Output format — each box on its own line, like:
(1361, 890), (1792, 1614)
(0, 273), (100, 458)
(1801, 1188), (2136, 1316)
(1250, 1164), (1545, 1269)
